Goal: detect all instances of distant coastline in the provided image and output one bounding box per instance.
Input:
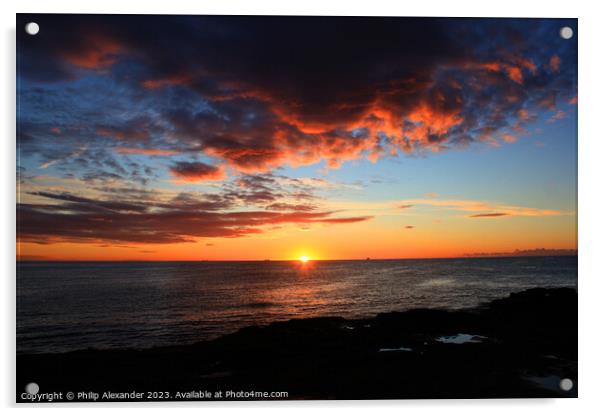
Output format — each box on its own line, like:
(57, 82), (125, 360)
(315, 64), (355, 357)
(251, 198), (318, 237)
(463, 248), (577, 258)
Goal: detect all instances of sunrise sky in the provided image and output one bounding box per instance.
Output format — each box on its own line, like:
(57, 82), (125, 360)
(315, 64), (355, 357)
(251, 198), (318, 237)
(16, 15), (577, 261)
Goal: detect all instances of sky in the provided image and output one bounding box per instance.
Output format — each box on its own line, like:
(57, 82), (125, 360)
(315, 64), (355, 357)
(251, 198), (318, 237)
(16, 15), (577, 261)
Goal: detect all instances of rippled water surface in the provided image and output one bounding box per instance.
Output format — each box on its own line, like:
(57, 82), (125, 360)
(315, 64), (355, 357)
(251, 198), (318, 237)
(17, 256), (577, 353)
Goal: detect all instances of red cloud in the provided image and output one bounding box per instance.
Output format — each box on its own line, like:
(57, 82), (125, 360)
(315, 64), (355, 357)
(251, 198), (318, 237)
(460, 58), (535, 85)
(516, 57), (537, 74)
(549, 55), (561, 73)
(406, 102), (463, 139)
(505, 66), (524, 84)
(462, 61), (502, 72)
(122, 47), (563, 175)
(169, 161), (226, 182)
(62, 35), (124, 70)
(189, 83), (469, 172)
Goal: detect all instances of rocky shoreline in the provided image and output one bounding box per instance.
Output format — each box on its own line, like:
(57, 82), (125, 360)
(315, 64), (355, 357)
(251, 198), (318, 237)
(17, 287), (577, 401)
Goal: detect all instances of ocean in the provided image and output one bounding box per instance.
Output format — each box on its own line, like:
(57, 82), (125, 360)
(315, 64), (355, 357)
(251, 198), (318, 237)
(16, 256), (577, 354)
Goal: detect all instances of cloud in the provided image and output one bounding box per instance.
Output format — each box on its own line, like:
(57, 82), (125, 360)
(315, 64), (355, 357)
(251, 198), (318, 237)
(323, 197), (567, 222)
(501, 133), (517, 143)
(547, 110), (567, 123)
(398, 198), (564, 217)
(505, 66), (524, 84)
(318, 216), (373, 224)
(169, 161), (226, 182)
(142, 73), (192, 89)
(549, 55), (561, 73)
(235, 174), (278, 191)
(469, 212), (509, 218)
(226, 189), (281, 204)
(38, 147), (87, 169)
(61, 35), (124, 70)
(17, 191), (372, 244)
(16, 15), (578, 176)
(266, 203), (317, 212)
(96, 118), (153, 142)
(115, 147), (180, 156)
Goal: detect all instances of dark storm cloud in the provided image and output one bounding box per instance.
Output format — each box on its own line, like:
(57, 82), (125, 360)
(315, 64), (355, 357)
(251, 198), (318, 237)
(17, 15), (578, 174)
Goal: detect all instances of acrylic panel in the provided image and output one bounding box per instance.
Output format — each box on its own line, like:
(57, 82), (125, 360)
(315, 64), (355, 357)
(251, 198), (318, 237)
(16, 14), (577, 402)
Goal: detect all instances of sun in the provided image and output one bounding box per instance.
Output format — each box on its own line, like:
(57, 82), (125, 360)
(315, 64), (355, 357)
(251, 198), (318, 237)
(299, 255), (310, 263)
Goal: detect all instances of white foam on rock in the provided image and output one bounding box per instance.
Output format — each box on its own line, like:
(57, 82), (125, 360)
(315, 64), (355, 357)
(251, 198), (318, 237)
(436, 333), (487, 344)
(378, 347), (413, 352)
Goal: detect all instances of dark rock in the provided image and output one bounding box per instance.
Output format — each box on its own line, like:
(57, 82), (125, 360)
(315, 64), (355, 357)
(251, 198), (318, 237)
(16, 287), (577, 401)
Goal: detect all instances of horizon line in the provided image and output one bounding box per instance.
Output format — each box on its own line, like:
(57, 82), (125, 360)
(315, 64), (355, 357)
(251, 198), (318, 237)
(16, 253), (578, 263)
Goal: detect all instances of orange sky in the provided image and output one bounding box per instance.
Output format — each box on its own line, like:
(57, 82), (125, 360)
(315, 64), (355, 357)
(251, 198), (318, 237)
(17, 203), (576, 261)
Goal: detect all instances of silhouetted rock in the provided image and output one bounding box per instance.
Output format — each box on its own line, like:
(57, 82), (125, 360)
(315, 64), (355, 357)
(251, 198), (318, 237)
(17, 287), (577, 401)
